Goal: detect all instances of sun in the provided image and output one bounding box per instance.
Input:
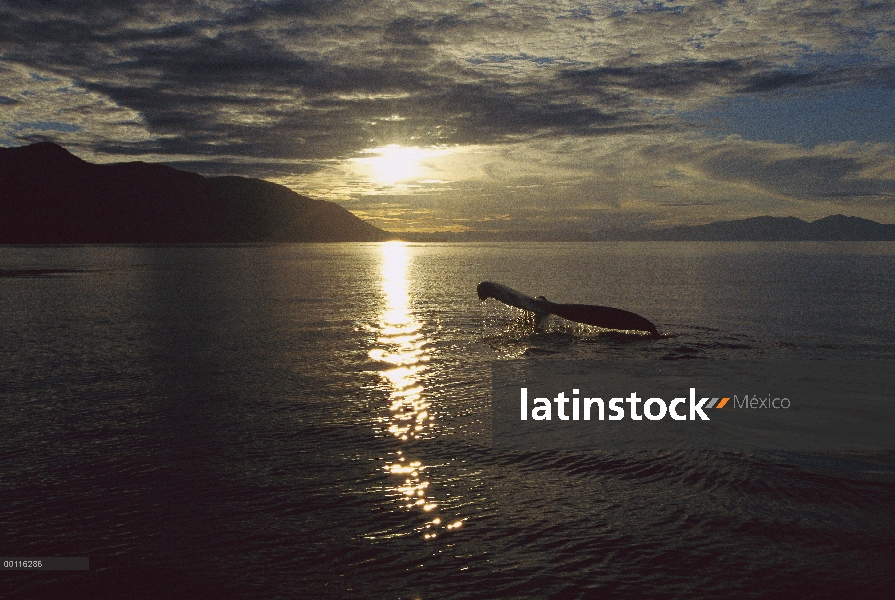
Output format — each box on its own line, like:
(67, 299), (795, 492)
(360, 145), (427, 186)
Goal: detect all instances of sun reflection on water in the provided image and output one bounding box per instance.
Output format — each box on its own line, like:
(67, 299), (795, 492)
(368, 241), (462, 539)
(372, 241), (431, 443)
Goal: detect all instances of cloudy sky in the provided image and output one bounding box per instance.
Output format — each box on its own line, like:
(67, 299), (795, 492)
(2, 1), (894, 233)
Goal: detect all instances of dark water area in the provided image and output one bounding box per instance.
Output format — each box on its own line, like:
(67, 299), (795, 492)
(1, 242), (894, 599)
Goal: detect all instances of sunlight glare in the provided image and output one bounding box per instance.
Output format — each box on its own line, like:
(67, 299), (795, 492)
(358, 145), (438, 186)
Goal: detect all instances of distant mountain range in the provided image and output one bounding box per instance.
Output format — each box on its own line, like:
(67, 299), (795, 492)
(634, 214), (895, 241)
(0, 142), (391, 243)
(402, 215), (895, 242)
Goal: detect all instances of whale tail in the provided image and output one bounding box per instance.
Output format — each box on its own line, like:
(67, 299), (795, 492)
(478, 281), (658, 335)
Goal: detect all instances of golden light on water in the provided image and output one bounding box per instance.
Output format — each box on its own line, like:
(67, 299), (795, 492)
(372, 241), (431, 443)
(368, 241), (448, 538)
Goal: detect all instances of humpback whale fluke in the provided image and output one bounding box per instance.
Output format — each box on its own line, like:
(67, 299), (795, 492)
(477, 281), (658, 335)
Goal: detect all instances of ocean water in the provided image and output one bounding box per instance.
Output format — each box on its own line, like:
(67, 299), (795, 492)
(1, 242), (894, 599)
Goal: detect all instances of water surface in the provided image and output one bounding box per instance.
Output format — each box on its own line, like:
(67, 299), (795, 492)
(2, 242), (894, 598)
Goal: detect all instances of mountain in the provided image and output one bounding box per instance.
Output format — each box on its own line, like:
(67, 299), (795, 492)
(0, 142), (391, 243)
(638, 215), (895, 241)
(400, 214), (895, 242)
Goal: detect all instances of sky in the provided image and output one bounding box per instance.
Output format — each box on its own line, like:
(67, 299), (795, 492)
(1, 0), (895, 234)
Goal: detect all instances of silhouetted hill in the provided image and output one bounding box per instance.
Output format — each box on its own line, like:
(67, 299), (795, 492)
(0, 142), (391, 243)
(639, 215), (895, 241)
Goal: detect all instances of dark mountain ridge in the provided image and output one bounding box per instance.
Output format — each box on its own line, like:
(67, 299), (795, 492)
(0, 142), (391, 243)
(401, 214), (895, 242)
(638, 214), (895, 241)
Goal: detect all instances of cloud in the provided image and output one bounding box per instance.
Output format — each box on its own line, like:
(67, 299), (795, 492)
(560, 59), (751, 97)
(1, 0), (894, 229)
(4, 2), (891, 155)
(642, 137), (895, 201)
(0, 62), (154, 154)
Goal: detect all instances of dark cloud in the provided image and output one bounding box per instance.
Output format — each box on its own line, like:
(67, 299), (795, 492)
(561, 59), (749, 96)
(702, 151), (895, 200)
(425, 83), (622, 139)
(383, 17), (435, 47)
(738, 71), (819, 93)
(221, 0), (350, 24)
(559, 58), (887, 100)
(118, 33), (318, 87)
(642, 139), (895, 202)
